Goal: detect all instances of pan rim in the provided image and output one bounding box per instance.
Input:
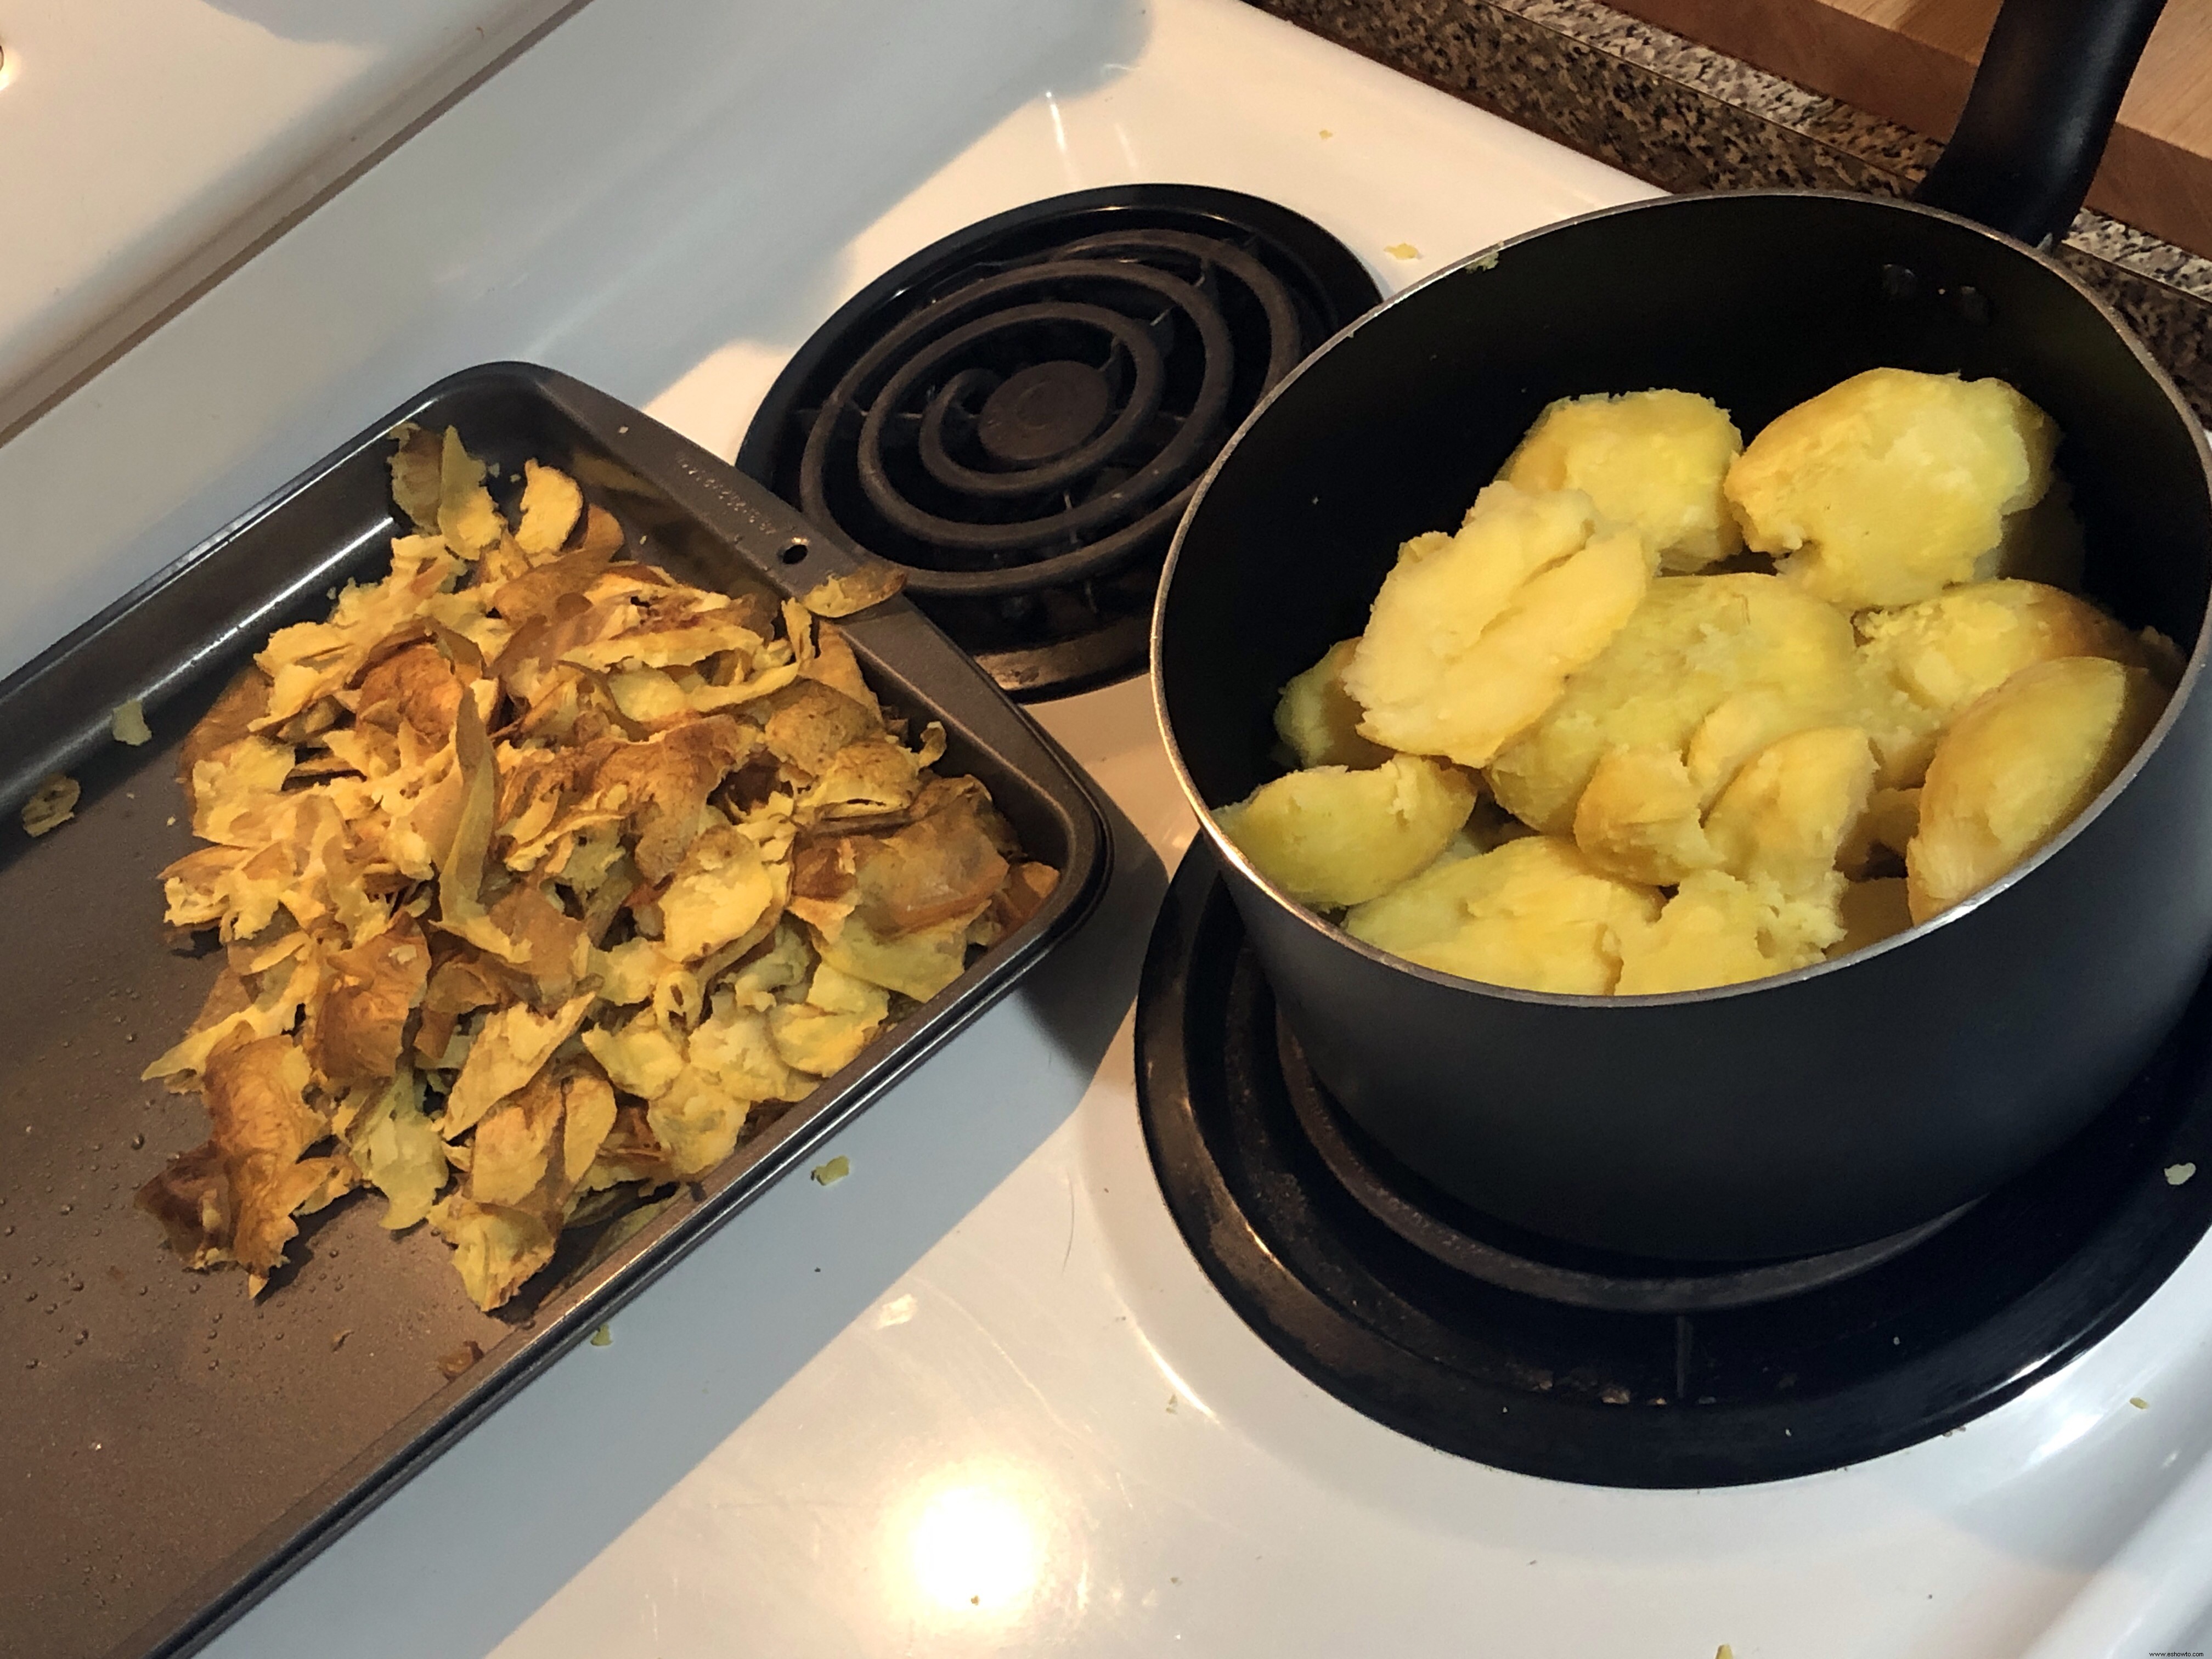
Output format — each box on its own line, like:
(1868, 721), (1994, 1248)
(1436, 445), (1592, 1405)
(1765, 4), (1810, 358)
(1150, 187), (2212, 1010)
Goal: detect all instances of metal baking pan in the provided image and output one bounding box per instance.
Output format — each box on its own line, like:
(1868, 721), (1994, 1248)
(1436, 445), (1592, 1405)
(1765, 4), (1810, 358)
(0, 362), (1111, 1659)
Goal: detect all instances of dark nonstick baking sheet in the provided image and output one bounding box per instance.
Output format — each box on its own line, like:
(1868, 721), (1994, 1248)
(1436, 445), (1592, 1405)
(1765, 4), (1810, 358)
(0, 363), (1110, 1659)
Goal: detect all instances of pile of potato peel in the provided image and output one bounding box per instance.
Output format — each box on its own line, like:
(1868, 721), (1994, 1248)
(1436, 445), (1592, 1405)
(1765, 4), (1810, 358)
(136, 426), (1057, 1310)
(1218, 368), (2179, 997)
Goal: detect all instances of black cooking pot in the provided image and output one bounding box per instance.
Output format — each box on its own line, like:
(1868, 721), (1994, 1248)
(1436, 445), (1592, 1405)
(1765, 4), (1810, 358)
(1154, 0), (2212, 1261)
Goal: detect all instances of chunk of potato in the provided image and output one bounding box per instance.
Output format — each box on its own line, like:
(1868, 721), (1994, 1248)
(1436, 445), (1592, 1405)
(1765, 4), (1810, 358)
(1345, 834), (1660, 995)
(1216, 754), (1476, 909)
(1831, 877), (1914, 958)
(1703, 726), (1876, 898)
(1725, 368), (2057, 610)
(1500, 388), (1745, 573)
(1837, 786), (1920, 878)
(1907, 656), (2165, 923)
(1345, 482), (1652, 767)
(1274, 639), (1390, 770)
(1614, 869), (1839, 995)
(1854, 579), (2150, 787)
(1488, 573), (1859, 834)
(1572, 745), (1715, 885)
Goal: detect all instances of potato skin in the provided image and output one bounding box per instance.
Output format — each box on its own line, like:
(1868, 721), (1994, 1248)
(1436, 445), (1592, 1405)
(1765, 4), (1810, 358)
(1274, 639), (1391, 770)
(1345, 834), (1660, 995)
(1345, 482), (1652, 768)
(1854, 579), (2149, 787)
(1216, 754), (1476, 909)
(1488, 573), (1859, 834)
(1906, 656), (2167, 923)
(1500, 389), (1745, 573)
(1726, 369), (2057, 610)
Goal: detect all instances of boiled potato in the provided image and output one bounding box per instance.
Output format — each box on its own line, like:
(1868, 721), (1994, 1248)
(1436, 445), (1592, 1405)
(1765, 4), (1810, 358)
(1216, 754), (1476, 909)
(1703, 726), (1876, 898)
(1615, 870), (1836, 994)
(1572, 745), (1715, 885)
(1488, 573), (1859, 834)
(1837, 785), (1921, 878)
(1906, 656), (2166, 923)
(1726, 369), (2057, 610)
(1831, 878), (1915, 957)
(1275, 639), (1391, 770)
(1345, 834), (1660, 995)
(1855, 579), (2151, 786)
(1344, 482), (1652, 767)
(1499, 389), (1745, 573)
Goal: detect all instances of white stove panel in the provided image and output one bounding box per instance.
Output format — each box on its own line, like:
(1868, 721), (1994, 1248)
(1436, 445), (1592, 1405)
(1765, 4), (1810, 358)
(8, 0), (2209, 1655)
(0, 0), (577, 440)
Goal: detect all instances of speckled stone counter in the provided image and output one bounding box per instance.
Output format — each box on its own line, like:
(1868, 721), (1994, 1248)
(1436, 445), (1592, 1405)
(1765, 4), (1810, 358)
(1244, 0), (2212, 419)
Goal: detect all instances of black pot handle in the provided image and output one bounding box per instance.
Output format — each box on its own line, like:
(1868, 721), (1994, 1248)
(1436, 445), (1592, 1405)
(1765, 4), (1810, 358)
(1913, 0), (2166, 247)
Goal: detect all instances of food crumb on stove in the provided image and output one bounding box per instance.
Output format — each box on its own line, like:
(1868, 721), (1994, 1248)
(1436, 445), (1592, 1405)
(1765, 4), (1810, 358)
(21, 774), (78, 837)
(1717, 1647), (1736, 1659)
(110, 699), (151, 746)
(1384, 241), (1420, 260)
(436, 1340), (483, 1379)
(2166, 1161), (2198, 1186)
(1319, 128), (1333, 138)
(811, 1155), (851, 1187)
(2130, 1396), (2149, 1409)
(330, 1329), (349, 1351)
(589, 1323), (612, 1347)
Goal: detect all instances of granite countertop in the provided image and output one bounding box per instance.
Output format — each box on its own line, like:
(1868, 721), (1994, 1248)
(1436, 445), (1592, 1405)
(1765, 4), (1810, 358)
(1242, 0), (2212, 420)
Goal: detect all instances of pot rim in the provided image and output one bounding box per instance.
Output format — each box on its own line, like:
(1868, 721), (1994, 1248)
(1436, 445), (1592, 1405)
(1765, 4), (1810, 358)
(1150, 188), (2212, 1009)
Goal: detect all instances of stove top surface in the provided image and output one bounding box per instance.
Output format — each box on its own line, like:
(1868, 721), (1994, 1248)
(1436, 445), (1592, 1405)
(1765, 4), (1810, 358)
(1138, 841), (2212, 1488)
(736, 184), (1378, 699)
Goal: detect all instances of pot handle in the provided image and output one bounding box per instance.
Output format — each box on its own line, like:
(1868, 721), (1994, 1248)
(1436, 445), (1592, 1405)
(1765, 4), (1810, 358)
(1912, 0), (2166, 248)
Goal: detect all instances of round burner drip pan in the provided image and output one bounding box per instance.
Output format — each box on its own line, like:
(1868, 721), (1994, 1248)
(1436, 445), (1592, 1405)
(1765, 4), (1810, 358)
(1136, 842), (2212, 1487)
(736, 185), (1380, 701)
(1278, 1022), (1972, 1314)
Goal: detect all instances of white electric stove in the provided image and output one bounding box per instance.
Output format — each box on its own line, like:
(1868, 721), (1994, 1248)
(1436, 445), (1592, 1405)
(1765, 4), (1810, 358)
(10, 1), (2212, 1655)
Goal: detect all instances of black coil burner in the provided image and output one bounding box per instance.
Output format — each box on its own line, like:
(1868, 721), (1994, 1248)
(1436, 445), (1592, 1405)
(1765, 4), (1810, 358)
(1137, 842), (2212, 1488)
(737, 186), (1380, 699)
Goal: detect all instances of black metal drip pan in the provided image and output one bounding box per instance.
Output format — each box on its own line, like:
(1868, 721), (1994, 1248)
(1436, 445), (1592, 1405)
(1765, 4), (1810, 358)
(1136, 841), (2212, 1488)
(737, 184), (1380, 701)
(0, 363), (1109, 1659)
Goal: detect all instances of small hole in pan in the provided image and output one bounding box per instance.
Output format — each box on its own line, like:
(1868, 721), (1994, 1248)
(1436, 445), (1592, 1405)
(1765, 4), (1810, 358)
(778, 540), (809, 566)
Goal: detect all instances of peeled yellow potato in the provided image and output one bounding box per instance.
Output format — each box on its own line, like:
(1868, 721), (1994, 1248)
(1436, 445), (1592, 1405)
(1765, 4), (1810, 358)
(1837, 785), (1921, 878)
(1345, 834), (1660, 994)
(1216, 754), (1476, 909)
(1274, 639), (1392, 770)
(1615, 870), (1837, 995)
(1726, 368), (2057, 610)
(1906, 656), (2166, 923)
(1831, 878), (1915, 958)
(1855, 579), (2150, 786)
(1703, 726), (1876, 898)
(1488, 573), (1859, 834)
(1572, 745), (1715, 885)
(1499, 389), (1745, 573)
(1344, 482), (1652, 767)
